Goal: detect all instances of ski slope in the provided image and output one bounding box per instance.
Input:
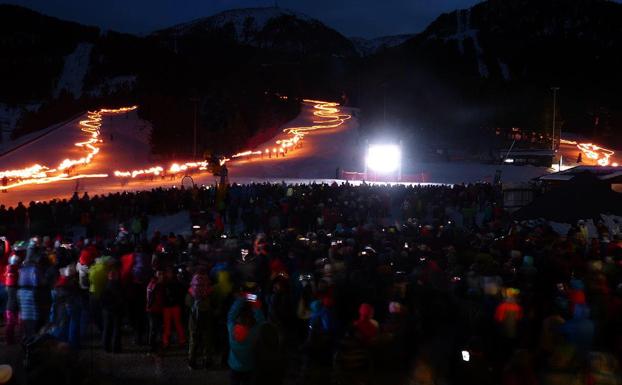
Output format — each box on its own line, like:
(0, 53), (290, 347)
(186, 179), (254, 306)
(0, 99), (557, 208)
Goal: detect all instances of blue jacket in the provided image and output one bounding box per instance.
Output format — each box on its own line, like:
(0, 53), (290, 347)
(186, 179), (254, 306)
(562, 304), (594, 354)
(227, 298), (265, 372)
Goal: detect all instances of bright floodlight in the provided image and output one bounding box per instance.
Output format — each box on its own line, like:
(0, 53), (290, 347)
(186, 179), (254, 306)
(366, 144), (401, 173)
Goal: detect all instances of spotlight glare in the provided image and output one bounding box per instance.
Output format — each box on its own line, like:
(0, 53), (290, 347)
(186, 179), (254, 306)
(366, 144), (401, 173)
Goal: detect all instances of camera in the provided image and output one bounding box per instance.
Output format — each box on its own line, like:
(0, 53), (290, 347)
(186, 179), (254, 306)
(299, 274), (313, 281)
(461, 350), (470, 362)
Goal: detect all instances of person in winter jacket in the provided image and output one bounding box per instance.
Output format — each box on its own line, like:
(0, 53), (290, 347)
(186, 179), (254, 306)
(0, 237), (10, 320)
(162, 267), (187, 348)
(101, 269), (124, 353)
(227, 297), (266, 385)
(17, 256), (42, 338)
(353, 303), (379, 344)
(131, 217), (142, 244)
(568, 279), (587, 314)
(122, 249), (151, 346)
(3, 255), (19, 344)
(304, 299), (336, 366)
(146, 270), (165, 353)
(75, 256), (92, 338)
(254, 322), (286, 385)
(561, 303), (595, 359)
(88, 256), (112, 331)
(50, 263), (81, 349)
(494, 288), (523, 340)
(212, 270), (235, 367)
(187, 267), (214, 369)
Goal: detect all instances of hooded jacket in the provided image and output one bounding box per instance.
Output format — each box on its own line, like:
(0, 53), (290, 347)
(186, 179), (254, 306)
(88, 257), (111, 298)
(354, 303), (379, 343)
(227, 298), (265, 372)
(561, 304), (594, 354)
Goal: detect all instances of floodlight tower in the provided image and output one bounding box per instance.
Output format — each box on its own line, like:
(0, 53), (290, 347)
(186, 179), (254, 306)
(551, 87), (560, 150)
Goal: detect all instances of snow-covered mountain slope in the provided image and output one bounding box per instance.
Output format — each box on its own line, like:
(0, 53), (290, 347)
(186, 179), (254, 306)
(165, 7), (313, 40)
(0, 103), (40, 146)
(350, 34), (414, 56)
(53, 43), (93, 98)
(154, 6), (357, 56)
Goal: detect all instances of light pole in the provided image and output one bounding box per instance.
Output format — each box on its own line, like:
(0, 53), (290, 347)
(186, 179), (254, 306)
(551, 87), (560, 150)
(383, 83), (387, 126)
(189, 97), (200, 160)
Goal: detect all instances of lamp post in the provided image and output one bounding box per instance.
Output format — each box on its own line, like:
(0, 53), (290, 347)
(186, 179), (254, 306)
(551, 87), (560, 150)
(189, 97), (200, 160)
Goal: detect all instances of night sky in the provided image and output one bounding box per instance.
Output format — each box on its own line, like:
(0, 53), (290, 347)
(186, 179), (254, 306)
(7, 0), (483, 38)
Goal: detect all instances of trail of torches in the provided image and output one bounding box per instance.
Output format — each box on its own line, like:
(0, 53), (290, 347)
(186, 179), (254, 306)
(560, 139), (617, 167)
(0, 106), (138, 190)
(114, 100), (350, 180)
(231, 99), (351, 160)
(0, 100), (350, 190)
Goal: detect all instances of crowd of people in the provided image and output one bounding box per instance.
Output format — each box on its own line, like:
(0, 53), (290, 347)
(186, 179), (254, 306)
(1, 182), (622, 385)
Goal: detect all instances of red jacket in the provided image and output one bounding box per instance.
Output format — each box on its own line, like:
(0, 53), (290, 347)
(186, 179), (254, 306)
(120, 253), (134, 286)
(4, 264), (18, 287)
(79, 245), (98, 266)
(146, 278), (164, 313)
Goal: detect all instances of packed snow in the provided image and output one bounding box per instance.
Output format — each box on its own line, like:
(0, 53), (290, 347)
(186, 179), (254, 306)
(87, 75), (137, 97)
(440, 9), (489, 78)
(0, 100), (555, 208)
(53, 43), (93, 99)
(165, 7), (314, 43)
(0, 103), (40, 146)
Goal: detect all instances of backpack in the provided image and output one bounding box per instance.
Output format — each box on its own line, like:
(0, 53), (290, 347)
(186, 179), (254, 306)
(18, 264), (39, 287)
(132, 253), (151, 284)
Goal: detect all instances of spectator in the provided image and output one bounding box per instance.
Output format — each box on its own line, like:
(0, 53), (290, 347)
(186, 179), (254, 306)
(162, 267), (186, 348)
(146, 270), (165, 353)
(187, 266), (214, 369)
(227, 297), (265, 385)
(101, 269), (124, 353)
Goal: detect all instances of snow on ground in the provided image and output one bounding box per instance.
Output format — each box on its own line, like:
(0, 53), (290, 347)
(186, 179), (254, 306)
(443, 9), (489, 78)
(167, 7), (312, 42)
(53, 42), (93, 98)
(87, 75), (137, 98)
(0, 103), (40, 147)
(228, 103), (550, 184)
(0, 108), (153, 207)
(147, 210), (192, 237)
(228, 104), (361, 179)
(0, 100), (555, 208)
(0, 104), (26, 145)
